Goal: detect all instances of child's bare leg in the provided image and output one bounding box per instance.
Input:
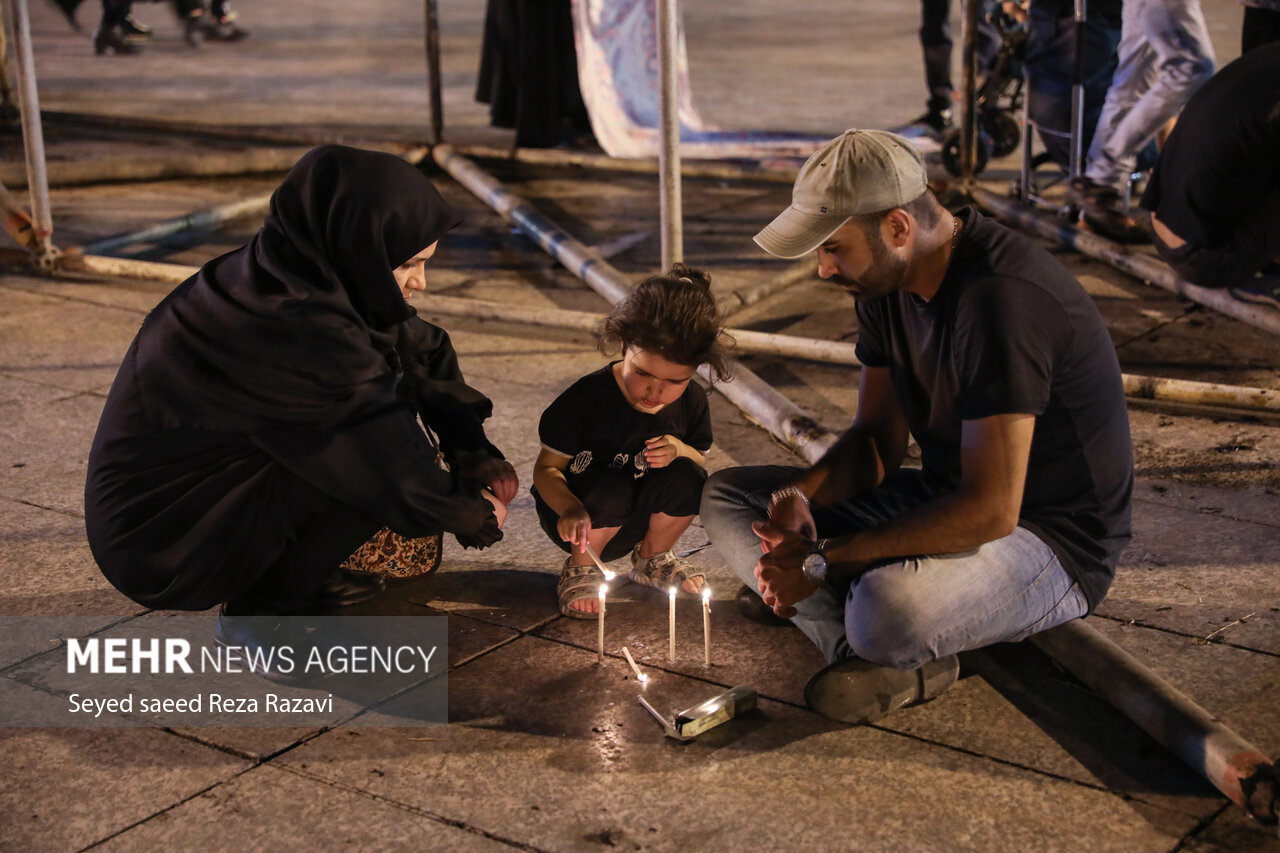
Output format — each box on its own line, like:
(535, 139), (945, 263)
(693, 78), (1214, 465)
(637, 513), (704, 594)
(565, 525), (620, 614)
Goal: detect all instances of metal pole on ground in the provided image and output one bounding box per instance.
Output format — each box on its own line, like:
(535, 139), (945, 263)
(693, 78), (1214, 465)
(449, 143), (800, 184)
(431, 143), (837, 463)
(721, 258), (816, 319)
(972, 188), (1280, 337)
(1069, 0), (1087, 182)
(4, 0), (54, 269)
(0, 147), (316, 190)
(958, 0), (979, 185)
(424, 0), (444, 144)
(655, 0), (683, 269)
(1030, 620), (1278, 825)
(414, 293), (861, 366)
(77, 195), (273, 256)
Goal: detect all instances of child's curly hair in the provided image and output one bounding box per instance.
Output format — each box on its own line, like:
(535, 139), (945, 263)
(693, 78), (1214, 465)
(595, 264), (733, 381)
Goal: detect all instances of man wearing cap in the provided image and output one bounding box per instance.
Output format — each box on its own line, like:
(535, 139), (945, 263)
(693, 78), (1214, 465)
(701, 129), (1133, 724)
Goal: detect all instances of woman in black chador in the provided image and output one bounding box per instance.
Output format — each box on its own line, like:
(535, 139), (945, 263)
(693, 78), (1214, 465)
(85, 145), (516, 615)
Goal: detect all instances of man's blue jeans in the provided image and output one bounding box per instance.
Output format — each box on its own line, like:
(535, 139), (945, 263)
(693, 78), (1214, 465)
(701, 466), (1089, 667)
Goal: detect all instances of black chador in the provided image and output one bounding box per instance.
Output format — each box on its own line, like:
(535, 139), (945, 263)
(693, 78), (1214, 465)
(86, 146), (504, 612)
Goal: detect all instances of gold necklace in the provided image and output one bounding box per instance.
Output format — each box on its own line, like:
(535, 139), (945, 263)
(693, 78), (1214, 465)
(950, 213), (961, 252)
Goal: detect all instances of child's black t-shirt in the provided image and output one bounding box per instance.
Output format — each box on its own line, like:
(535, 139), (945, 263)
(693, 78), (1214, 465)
(538, 363), (712, 484)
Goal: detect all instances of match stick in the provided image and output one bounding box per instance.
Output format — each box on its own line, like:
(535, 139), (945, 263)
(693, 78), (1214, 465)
(621, 646), (647, 684)
(584, 544), (615, 581)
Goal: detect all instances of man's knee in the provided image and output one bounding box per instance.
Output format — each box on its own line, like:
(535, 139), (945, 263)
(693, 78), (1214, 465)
(700, 467), (753, 521)
(844, 564), (940, 670)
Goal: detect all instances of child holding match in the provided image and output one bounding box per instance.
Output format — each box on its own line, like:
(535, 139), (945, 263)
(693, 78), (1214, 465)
(532, 265), (732, 618)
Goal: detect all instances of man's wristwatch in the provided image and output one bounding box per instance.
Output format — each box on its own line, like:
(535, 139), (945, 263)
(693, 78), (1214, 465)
(802, 538), (829, 584)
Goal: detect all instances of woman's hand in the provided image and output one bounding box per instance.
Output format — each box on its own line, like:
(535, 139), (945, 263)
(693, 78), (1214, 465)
(642, 434), (686, 469)
(556, 505), (592, 553)
(457, 453), (519, 505)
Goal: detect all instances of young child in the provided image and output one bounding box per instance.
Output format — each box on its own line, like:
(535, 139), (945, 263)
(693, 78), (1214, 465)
(532, 265), (732, 618)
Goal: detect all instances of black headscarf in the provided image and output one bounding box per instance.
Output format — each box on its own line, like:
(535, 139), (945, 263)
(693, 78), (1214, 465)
(133, 145), (463, 432)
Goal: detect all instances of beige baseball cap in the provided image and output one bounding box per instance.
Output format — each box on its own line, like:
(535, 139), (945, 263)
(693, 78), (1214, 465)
(754, 129), (928, 259)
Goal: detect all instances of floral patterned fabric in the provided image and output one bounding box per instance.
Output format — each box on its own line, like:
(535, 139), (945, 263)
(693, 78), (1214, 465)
(341, 528), (443, 578)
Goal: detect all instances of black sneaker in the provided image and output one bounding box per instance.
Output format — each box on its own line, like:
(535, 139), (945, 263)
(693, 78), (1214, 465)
(735, 584), (792, 627)
(804, 654), (959, 724)
(120, 14), (153, 38)
(903, 109), (954, 141)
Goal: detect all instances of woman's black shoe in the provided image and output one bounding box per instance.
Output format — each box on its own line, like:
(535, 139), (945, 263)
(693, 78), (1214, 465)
(93, 26), (143, 55)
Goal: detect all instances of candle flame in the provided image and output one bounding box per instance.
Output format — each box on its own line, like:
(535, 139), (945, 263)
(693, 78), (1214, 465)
(668, 586), (677, 598)
(701, 586), (712, 602)
(639, 673), (648, 684)
(598, 584), (608, 599)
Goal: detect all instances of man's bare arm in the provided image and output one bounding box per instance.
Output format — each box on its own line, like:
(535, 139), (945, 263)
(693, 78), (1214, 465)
(826, 412), (1034, 579)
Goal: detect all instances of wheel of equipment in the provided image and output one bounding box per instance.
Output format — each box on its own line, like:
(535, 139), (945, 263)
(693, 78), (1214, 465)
(940, 127), (991, 176)
(982, 111), (1021, 158)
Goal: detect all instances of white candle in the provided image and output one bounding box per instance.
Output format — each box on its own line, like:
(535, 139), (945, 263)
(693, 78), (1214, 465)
(668, 586), (677, 662)
(597, 584), (607, 664)
(702, 587), (712, 667)
(621, 646), (646, 684)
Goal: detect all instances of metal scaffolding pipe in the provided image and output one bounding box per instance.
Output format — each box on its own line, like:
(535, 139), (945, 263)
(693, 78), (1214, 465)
(655, 0), (683, 269)
(424, 0), (443, 144)
(448, 143), (799, 184)
(431, 143), (838, 463)
(415, 293), (861, 366)
(1030, 620), (1277, 824)
(972, 188), (1280, 337)
(958, 0), (979, 184)
(78, 195), (272, 256)
(722, 258), (816, 318)
(1123, 374), (1280, 413)
(5, 0), (53, 267)
(0, 147), (315, 189)
(59, 253), (197, 284)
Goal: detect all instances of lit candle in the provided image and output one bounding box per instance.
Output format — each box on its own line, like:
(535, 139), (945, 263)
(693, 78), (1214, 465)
(702, 587), (712, 667)
(668, 586), (677, 662)
(597, 583), (607, 664)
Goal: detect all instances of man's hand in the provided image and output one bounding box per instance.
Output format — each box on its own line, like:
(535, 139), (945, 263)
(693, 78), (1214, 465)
(766, 491), (816, 545)
(752, 520), (820, 618)
(642, 435), (685, 469)
(556, 505), (592, 553)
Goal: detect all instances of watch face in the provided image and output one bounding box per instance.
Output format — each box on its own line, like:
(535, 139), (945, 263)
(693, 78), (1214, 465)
(803, 552), (827, 581)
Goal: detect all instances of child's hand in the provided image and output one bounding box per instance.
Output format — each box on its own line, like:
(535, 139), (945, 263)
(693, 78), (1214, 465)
(643, 434), (684, 469)
(557, 505), (592, 553)
(481, 489), (508, 528)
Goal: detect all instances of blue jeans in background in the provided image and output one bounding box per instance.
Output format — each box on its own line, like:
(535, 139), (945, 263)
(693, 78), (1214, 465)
(1084, 0), (1214, 188)
(701, 465), (1089, 667)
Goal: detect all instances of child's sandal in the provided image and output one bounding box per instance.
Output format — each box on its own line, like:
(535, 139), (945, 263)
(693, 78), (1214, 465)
(628, 546), (705, 595)
(558, 559), (606, 619)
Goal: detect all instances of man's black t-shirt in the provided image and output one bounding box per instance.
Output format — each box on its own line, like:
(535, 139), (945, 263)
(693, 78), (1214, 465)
(538, 363), (712, 486)
(1140, 42), (1280, 248)
(854, 209), (1133, 610)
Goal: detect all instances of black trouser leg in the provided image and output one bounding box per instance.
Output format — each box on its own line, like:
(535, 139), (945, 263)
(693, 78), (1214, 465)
(229, 500), (381, 613)
(920, 0), (953, 115)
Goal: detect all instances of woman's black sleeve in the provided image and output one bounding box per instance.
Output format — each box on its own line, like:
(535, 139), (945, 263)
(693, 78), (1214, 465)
(251, 405), (497, 539)
(395, 316), (504, 462)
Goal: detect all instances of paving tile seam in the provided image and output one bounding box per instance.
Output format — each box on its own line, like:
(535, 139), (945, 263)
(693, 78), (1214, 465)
(1112, 307), (1198, 353)
(0, 372), (108, 401)
(0, 495), (85, 520)
(272, 762), (549, 852)
(1091, 613), (1280, 660)
(0, 608), (150, 677)
(1130, 494), (1280, 532)
(0, 279), (154, 317)
(1165, 801), (1234, 853)
(865, 717), (1223, 820)
(1126, 397), (1280, 426)
(74, 763), (261, 853)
